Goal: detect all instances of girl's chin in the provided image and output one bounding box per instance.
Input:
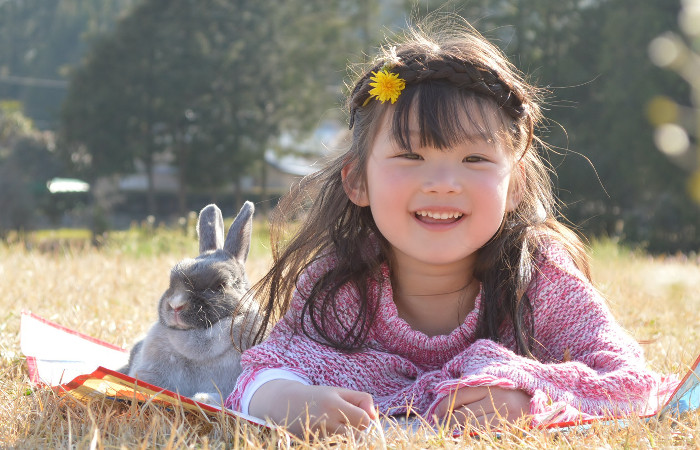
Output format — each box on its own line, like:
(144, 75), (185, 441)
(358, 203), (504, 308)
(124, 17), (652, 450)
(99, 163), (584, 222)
(392, 248), (479, 267)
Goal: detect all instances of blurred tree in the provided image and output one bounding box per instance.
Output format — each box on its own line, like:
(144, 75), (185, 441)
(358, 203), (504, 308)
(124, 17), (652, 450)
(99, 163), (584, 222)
(556, 0), (696, 252)
(61, 0), (193, 216)
(180, 0), (380, 209)
(0, 101), (33, 149)
(648, 1), (700, 206)
(0, 0), (134, 128)
(0, 102), (62, 238)
(60, 0), (375, 217)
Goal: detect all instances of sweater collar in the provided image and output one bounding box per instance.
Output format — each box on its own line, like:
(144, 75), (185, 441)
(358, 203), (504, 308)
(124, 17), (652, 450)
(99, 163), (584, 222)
(370, 263), (483, 369)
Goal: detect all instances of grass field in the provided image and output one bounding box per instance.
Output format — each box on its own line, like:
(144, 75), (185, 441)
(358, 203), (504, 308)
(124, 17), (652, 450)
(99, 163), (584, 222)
(1, 224), (699, 448)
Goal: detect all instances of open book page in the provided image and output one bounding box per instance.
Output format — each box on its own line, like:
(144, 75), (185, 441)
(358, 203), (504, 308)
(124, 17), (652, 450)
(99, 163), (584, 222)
(20, 311), (129, 385)
(19, 311), (267, 428)
(659, 352), (700, 416)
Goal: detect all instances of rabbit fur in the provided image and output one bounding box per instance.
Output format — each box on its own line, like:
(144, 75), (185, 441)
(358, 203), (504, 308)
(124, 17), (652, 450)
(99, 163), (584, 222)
(121, 202), (260, 404)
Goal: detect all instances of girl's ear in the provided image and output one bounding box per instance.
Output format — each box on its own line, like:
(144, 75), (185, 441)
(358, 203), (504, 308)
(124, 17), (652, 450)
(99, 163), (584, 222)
(341, 161), (369, 207)
(506, 162), (524, 212)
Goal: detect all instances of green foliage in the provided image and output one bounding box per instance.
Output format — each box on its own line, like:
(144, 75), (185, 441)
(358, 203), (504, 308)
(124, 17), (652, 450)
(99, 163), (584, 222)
(21, 215), (272, 259)
(588, 235), (646, 262)
(0, 0), (134, 128)
(33, 228), (92, 241)
(0, 101), (33, 148)
(0, 103), (63, 237)
(105, 221), (196, 257)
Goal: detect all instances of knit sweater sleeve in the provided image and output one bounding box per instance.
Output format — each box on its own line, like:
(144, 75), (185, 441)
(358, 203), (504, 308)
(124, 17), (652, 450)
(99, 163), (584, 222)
(427, 241), (661, 424)
(224, 262), (324, 412)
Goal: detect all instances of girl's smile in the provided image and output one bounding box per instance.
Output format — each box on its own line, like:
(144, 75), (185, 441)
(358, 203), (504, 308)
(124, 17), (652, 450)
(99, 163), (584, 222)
(414, 209), (465, 223)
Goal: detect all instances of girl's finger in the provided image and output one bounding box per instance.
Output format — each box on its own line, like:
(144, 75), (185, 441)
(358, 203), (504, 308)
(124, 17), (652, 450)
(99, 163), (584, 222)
(338, 389), (377, 420)
(337, 403), (373, 431)
(311, 408), (370, 436)
(356, 394), (378, 420)
(433, 386), (489, 417)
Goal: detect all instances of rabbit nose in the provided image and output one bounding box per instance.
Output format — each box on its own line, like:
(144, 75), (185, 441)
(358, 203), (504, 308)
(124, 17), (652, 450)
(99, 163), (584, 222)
(168, 293), (187, 311)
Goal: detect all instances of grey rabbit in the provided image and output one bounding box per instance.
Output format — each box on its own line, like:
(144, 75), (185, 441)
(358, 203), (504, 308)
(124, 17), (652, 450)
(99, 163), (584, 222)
(121, 202), (260, 405)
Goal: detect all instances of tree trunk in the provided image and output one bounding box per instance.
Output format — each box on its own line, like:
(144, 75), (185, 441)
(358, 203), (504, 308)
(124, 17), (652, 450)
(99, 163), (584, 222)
(145, 152), (156, 217)
(233, 176), (242, 212)
(260, 158), (268, 215)
(177, 143), (188, 218)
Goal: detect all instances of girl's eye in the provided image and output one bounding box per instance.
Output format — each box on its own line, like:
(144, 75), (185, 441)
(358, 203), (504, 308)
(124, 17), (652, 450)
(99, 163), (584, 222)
(463, 155), (487, 163)
(396, 152), (423, 160)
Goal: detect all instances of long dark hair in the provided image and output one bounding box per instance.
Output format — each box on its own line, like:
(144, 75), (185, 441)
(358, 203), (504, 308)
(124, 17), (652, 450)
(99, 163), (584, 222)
(246, 19), (590, 357)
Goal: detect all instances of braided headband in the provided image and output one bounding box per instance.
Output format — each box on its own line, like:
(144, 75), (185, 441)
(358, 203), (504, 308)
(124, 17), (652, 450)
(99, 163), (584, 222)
(348, 55), (528, 130)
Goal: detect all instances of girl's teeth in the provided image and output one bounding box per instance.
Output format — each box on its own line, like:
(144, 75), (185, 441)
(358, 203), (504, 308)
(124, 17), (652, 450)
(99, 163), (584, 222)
(416, 211), (463, 219)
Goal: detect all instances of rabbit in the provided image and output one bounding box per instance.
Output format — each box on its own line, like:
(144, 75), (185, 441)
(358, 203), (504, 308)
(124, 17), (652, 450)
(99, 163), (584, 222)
(120, 201), (260, 405)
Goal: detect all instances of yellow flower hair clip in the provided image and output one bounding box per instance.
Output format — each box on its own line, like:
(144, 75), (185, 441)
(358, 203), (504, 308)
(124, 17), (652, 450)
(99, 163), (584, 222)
(363, 67), (406, 106)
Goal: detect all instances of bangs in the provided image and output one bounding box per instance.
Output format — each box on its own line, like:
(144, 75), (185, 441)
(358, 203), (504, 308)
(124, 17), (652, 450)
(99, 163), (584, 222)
(390, 81), (509, 152)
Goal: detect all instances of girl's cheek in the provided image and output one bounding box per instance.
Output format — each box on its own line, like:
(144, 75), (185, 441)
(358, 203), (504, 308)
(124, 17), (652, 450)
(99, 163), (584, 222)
(373, 164), (407, 186)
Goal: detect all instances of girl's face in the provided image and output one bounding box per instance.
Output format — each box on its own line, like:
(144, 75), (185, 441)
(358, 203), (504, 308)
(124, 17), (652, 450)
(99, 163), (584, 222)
(346, 104), (520, 270)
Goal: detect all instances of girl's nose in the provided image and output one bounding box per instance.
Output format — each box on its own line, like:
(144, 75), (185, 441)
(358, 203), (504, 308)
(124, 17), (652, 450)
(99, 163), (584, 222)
(421, 164), (463, 194)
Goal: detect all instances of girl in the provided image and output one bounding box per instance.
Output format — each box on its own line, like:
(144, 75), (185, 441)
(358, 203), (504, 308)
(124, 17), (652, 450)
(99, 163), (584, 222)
(225, 22), (663, 435)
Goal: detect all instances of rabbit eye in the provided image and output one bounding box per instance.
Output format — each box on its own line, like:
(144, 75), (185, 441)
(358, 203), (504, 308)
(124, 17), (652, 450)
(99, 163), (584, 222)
(206, 282), (226, 294)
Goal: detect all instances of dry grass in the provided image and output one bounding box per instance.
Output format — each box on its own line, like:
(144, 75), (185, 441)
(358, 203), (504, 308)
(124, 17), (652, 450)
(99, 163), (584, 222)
(1, 233), (699, 448)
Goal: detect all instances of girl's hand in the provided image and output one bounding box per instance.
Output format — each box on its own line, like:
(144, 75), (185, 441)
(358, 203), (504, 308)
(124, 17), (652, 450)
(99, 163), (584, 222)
(432, 386), (531, 430)
(249, 380), (377, 436)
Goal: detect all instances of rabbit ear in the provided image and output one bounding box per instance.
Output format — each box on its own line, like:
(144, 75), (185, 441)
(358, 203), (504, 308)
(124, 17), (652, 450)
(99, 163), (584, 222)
(197, 204), (225, 253)
(224, 201), (254, 264)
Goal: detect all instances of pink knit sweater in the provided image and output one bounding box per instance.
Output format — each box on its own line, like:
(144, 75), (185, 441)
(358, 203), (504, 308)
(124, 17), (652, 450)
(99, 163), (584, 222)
(226, 240), (663, 424)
